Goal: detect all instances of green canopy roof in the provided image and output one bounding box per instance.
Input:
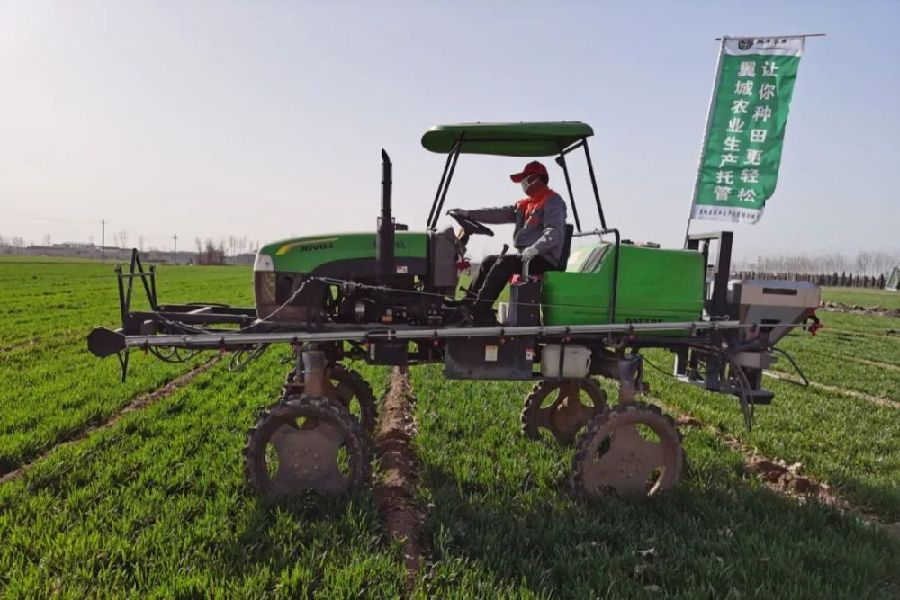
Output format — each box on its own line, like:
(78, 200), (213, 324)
(421, 121), (594, 157)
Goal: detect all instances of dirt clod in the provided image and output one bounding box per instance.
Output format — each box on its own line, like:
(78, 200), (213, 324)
(675, 414), (703, 428)
(764, 370), (899, 410)
(647, 396), (898, 538)
(373, 367), (427, 592)
(744, 456), (834, 501)
(821, 302), (900, 319)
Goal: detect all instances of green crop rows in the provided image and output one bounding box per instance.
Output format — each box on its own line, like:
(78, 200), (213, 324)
(0, 258), (898, 598)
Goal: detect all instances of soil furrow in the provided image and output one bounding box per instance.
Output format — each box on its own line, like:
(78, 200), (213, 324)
(0, 336), (41, 354)
(854, 357), (900, 371)
(821, 302), (900, 319)
(763, 370), (899, 409)
(648, 396), (899, 539)
(0, 356), (220, 485)
(372, 366), (427, 594)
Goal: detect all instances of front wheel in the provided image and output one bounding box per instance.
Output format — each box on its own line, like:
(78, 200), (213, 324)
(284, 364), (377, 436)
(243, 395), (371, 497)
(571, 402), (683, 499)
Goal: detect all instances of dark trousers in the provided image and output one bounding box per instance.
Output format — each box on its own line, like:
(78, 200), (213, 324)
(469, 254), (555, 307)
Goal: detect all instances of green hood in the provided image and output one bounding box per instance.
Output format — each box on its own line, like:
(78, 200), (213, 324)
(256, 231), (428, 273)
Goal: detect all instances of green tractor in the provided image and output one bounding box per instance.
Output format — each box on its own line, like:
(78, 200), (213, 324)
(88, 122), (821, 499)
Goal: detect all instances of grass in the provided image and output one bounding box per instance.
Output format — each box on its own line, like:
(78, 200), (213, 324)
(822, 287), (900, 310)
(411, 367), (898, 598)
(0, 259), (898, 597)
(642, 348), (900, 520)
(0, 353), (406, 597)
(0, 259), (253, 473)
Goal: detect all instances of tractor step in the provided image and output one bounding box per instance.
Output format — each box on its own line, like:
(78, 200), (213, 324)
(746, 389), (775, 405)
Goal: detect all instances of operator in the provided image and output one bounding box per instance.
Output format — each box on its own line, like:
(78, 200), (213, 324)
(448, 160), (567, 324)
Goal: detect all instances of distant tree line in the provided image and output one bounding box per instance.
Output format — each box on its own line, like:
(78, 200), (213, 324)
(733, 251), (899, 277)
(0, 233), (259, 265)
(193, 236), (258, 265)
(732, 270), (890, 289)
(0, 236), (26, 252)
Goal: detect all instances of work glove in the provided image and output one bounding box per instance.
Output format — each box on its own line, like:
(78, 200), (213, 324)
(521, 245), (540, 261)
(447, 208), (470, 219)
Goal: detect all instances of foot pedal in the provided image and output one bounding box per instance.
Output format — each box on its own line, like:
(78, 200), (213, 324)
(748, 389), (775, 405)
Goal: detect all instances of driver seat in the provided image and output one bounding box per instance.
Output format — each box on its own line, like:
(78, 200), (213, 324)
(557, 224), (575, 270)
(510, 224), (574, 283)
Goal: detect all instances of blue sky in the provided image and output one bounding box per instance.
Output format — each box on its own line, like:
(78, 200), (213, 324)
(1, 0), (897, 260)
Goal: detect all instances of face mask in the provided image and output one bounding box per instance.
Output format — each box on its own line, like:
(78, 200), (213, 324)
(521, 174), (539, 194)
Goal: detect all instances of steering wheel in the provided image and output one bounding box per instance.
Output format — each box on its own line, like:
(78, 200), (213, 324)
(447, 210), (494, 237)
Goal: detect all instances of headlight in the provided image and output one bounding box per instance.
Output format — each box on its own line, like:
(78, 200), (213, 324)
(253, 253), (274, 272)
(255, 272), (276, 306)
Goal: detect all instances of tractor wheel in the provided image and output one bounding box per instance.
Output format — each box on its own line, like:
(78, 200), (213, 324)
(243, 395), (371, 497)
(284, 364), (377, 436)
(571, 402), (683, 499)
(521, 378), (608, 445)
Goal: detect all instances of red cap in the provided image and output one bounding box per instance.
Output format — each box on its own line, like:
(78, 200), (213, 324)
(509, 160), (548, 183)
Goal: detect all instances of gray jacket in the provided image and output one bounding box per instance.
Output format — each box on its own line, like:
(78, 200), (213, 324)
(467, 190), (567, 266)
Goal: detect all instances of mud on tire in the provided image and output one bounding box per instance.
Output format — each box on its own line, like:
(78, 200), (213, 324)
(521, 378), (608, 445)
(244, 395), (372, 497)
(284, 364), (378, 436)
(571, 402), (683, 499)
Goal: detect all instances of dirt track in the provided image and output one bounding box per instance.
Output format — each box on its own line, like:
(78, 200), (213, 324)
(372, 366), (427, 591)
(764, 370), (899, 409)
(668, 406), (898, 539)
(821, 302), (900, 319)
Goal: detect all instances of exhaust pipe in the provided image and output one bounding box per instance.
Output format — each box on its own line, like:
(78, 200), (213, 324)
(376, 149), (394, 283)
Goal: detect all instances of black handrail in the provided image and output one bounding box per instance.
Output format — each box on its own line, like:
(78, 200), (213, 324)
(429, 137), (463, 230)
(605, 228), (621, 325)
(581, 140), (607, 230)
(555, 144), (581, 232)
(426, 141), (458, 229)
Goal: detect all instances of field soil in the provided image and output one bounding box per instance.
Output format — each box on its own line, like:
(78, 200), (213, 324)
(373, 367), (427, 589)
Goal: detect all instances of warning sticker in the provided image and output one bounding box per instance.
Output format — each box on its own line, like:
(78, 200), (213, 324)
(485, 345), (498, 362)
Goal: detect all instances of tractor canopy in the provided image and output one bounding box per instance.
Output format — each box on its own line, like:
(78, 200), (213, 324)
(423, 121), (605, 231)
(421, 121), (594, 157)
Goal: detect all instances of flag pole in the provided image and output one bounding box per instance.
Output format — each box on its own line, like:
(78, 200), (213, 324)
(714, 33), (824, 40)
(683, 36), (727, 248)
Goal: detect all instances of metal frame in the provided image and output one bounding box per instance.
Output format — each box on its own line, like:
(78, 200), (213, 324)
(572, 228), (621, 325)
(685, 230), (734, 318)
(426, 135), (606, 232)
(115, 249), (257, 337)
(92, 318), (746, 356)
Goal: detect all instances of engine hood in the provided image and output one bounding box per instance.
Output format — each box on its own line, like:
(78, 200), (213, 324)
(255, 231), (428, 273)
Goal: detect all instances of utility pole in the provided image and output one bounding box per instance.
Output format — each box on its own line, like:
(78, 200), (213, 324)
(172, 234), (177, 264)
(101, 219), (106, 257)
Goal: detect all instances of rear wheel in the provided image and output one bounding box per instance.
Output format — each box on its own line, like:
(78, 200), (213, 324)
(521, 379), (608, 445)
